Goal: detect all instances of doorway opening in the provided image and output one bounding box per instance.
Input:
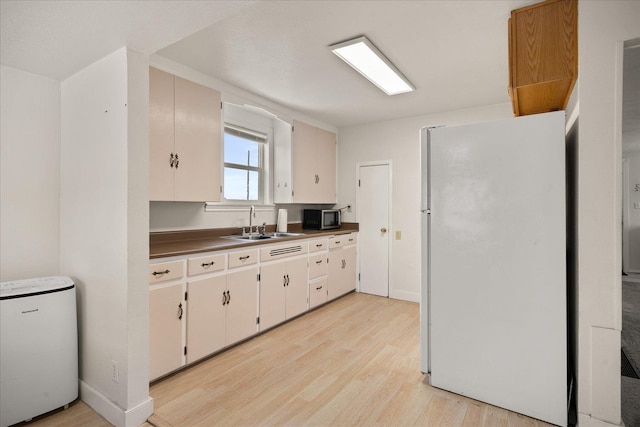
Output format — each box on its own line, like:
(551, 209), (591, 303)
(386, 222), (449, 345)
(621, 37), (640, 427)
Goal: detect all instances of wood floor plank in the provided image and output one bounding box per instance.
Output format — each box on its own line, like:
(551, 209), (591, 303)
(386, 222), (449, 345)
(26, 292), (555, 426)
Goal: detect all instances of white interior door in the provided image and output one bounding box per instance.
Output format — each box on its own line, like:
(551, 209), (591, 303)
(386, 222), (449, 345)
(358, 163), (390, 297)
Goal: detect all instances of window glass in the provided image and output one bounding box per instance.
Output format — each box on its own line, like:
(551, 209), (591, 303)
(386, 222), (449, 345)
(223, 126), (265, 202)
(224, 132), (260, 167)
(224, 167), (259, 200)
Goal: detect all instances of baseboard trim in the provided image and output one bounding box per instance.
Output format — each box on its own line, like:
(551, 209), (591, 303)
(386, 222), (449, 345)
(578, 413), (623, 427)
(389, 289), (419, 303)
(80, 381), (154, 427)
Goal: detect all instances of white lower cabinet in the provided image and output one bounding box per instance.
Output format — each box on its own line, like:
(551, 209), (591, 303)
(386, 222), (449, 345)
(259, 257), (308, 331)
(226, 268), (259, 344)
(309, 278), (328, 308)
(149, 282), (186, 380)
(186, 275), (226, 364)
(150, 233), (357, 381)
(328, 235), (357, 300)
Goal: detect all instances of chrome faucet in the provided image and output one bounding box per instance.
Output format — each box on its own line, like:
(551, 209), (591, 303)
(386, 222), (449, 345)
(249, 205), (255, 234)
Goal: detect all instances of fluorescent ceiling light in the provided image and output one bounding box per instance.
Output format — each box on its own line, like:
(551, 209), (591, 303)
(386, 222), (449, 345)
(330, 36), (415, 95)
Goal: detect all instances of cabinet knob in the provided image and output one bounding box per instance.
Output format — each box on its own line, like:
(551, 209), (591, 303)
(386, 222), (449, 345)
(380, 227), (387, 233)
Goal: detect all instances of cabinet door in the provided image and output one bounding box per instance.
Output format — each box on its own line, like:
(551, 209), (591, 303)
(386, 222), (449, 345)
(226, 268), (258, 344)
(174, 77), (221, 202)
(259, 262), (287, 331)
(328, 247), (357, 301)
(149, 67), (175, 201)
(149, 283), (185, 380)
(327, 251), (343, 301)
(285, 257), (309, 319)
(292, 120), (317, 203)
(341, 246), (357, 295)
(315, 127), (336, 203)
(186, 276), (226, 364)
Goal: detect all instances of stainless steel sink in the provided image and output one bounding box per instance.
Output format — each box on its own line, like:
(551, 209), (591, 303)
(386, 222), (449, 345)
(221, 232), (305, 241)
(271, 232), (305, 237)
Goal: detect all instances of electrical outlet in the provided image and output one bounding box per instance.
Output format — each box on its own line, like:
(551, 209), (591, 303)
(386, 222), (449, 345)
(111, 360), (119, 383)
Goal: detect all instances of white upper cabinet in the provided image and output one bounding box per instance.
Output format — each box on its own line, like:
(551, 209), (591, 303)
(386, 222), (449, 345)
(149, 67), (221, 202)
(275, 119), (336, 204)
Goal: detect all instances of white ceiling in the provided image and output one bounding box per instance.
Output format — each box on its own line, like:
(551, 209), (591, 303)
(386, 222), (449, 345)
(1, 0), (540, 128)
(4, 0), (635, 132)
(156, 0), (538, 127)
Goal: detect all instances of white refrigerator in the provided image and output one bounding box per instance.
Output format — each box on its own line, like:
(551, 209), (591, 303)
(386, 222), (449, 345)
(420, 111), (567, 426)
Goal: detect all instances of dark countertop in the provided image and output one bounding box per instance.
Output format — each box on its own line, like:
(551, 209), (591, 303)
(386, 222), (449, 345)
(150, 223), (358, 259)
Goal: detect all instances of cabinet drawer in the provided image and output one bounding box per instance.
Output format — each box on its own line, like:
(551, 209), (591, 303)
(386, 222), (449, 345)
(309, 278), (328, 309)
(309, 254), (327, 280)
(344, 233), (357, 246)
(309, 238), (328, 253)
(188, 253), (225, 276)
(149, 260), (184, 284)
(329, 233), (357, 249)
(228, 249), (258, 269)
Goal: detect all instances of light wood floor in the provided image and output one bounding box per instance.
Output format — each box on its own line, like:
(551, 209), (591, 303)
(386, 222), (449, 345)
(22, 293), (551, 426)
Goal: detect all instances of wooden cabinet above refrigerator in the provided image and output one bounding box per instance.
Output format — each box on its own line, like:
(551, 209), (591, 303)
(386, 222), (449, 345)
(508, 0), (577, 116)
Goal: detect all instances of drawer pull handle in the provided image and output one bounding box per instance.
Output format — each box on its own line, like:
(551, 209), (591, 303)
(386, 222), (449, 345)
(349, 238), (354, 242)
(239, 255), (250, 261)
(335, 241), (340, 244)
(177, 303), (183, 320)
(315, 260), (323, 264)
(201, 261), (215, 267)
(153, 269), (170, 276)
(316, 286), (323, 291)
(316, 244), (323, 248)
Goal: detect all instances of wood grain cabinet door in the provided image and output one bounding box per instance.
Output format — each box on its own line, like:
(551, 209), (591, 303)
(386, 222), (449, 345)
(186, 275), (226, 364)
(149, 283), (185, 380)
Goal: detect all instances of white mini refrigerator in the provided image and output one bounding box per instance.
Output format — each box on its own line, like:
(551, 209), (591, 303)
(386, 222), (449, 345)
(420, 112), (567, 426)
(0, 276), (78, 427)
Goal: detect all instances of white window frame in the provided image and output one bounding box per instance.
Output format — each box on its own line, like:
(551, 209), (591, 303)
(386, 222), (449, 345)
(204, 102), (277, 212)
(222, 124), (267, 204)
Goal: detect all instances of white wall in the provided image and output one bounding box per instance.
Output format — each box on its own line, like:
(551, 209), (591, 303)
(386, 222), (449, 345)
(0, 65), (60, 281)
(337, 103), (513, 302)
(60, 48), (151, 427)
(577, 2), (640, 426)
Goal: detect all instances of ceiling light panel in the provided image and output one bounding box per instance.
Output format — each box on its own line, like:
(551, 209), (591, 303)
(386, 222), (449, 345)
(331, 36), (414, 95)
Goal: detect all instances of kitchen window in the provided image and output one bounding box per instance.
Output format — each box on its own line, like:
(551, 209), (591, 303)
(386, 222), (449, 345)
(223, 125), (266, 203)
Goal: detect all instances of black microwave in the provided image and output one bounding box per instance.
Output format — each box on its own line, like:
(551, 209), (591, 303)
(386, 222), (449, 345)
(303, 209), (341, 230)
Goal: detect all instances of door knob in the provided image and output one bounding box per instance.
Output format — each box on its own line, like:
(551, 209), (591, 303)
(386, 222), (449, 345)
(380, 227), (387, 233)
